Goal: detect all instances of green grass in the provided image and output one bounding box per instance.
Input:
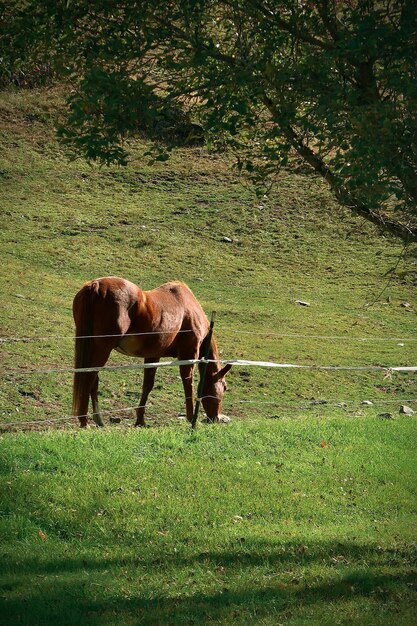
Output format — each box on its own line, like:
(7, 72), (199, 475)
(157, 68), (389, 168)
(0, 86), (416, 624)
(1, 418), (416, 625)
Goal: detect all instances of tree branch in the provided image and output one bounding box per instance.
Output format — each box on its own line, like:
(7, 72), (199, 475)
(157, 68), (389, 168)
(285, 125), (416, 242)
(242, 0), (335, 51)
(262, 93), (416, 241)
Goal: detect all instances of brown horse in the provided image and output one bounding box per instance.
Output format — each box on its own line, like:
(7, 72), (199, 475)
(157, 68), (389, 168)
(72, 276), (231, 427)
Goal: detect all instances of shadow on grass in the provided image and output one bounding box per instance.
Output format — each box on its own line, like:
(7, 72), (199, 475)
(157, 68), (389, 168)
(1, 541), (416, 625)
(1, 573), (416, 626)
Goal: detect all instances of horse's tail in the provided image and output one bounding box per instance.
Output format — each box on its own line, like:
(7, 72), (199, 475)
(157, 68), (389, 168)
(72, 281), (99, 421)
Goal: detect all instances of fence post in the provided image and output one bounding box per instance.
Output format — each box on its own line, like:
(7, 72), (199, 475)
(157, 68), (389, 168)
(191, 311), (216, 429)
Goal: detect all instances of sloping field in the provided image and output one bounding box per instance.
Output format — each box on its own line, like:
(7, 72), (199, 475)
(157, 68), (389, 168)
(0, 88), (416, 625)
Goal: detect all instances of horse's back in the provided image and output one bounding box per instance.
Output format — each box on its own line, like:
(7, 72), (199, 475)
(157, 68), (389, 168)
(150, 281), (198, 304)
(148, 281), (207, 325)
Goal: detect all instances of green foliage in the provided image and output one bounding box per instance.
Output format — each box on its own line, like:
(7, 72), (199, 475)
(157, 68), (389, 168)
(2, 0), (417, 238)
(58, 69), (203, 165)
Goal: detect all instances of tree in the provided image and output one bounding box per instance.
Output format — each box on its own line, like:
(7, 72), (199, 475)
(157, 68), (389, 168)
(3, 0), (417, 240)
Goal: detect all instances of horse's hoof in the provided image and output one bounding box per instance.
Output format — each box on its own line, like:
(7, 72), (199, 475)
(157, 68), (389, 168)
(202, 414), (231, 424)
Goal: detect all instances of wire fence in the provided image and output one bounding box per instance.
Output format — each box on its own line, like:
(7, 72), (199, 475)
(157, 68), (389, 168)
(1, 358), (416, 377)
(1, 329), (415, 430)
(1, 329), (416, 343)
(0, 396), (417, 431)
(1, 395), (416, 430)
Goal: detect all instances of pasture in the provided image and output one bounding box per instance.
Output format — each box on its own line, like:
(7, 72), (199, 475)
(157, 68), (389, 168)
(0, 88), (416, 625)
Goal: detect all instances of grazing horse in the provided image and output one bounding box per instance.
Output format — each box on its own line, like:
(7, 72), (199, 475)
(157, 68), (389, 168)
(72, 276), (231, 427)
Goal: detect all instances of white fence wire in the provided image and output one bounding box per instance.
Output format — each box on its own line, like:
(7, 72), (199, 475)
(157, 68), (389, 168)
(1, 330), (415, 429)
(2, 358), (416, 377)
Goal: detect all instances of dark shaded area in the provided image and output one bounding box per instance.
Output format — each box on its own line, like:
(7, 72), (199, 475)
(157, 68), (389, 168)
(137, 98), (204, 146)
(1, 541), (415, 625)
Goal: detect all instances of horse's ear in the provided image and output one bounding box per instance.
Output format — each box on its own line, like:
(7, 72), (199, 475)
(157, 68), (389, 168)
(214, 363), (232, 380)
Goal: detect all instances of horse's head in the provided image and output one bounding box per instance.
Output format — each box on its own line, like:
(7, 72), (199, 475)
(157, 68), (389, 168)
(201, 363), (232, 421)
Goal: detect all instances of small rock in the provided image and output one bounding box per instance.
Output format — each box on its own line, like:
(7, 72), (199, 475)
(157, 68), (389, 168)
(378, 412), (394, 419)
(14, 294), (25, 299)
(222, 236), (233, 243)
(218, 414), (231, 423)
(399, 405), (415, 415)
(361, 400), (373, 406)
(109, 416), (121, 423)
(295, 300), (310, 307)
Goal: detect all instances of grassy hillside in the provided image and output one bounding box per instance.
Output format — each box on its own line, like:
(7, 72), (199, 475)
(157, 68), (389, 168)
(1, 88), (416, 429)
(0, 87), (416, 625)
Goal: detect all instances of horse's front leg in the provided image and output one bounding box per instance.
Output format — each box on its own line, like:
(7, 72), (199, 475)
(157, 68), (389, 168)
(135, 357), (160, 427)
(179, 364), (195, 423)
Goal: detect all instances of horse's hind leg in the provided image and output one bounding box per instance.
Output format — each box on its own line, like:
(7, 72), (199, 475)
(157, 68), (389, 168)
(91, 375), (105, 427)
(179, 363), (195, 423)
(135, 357), (160, 427)
(73, 370), (97, 428)
(74, 341), (115, 428)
